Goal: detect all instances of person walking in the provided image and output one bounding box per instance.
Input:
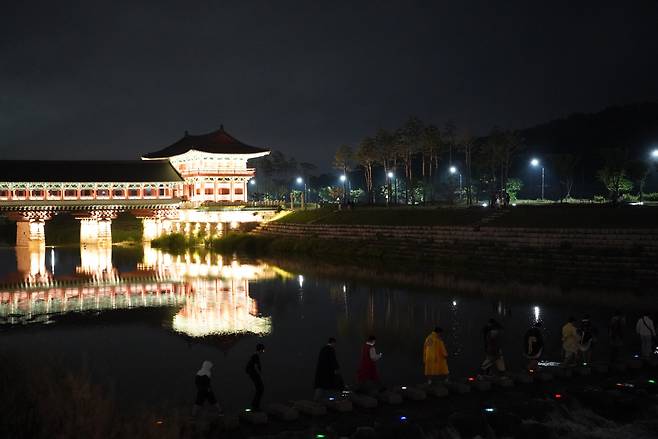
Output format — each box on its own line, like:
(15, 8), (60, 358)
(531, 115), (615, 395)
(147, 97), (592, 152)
(357, 335), (382, 390)
(314, 337), (343, 400)
(523, 322), (544, 371)
(480, 319), (505, 376)
(192, 360), (222, 416)
(423, 327), (449, 384)
(578, 315), (597, 364)
(562, 317), (579, 366)
(245, 343), (265, 410)
(636, 314), (656, 358)
(608, 310), (625, 363)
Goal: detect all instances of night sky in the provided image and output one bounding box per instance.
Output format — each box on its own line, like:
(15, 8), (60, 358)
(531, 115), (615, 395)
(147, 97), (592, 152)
(2, 1), (658, 168)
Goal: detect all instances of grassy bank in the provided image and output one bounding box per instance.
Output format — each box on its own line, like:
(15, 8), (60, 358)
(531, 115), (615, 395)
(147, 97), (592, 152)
(279, 205), (658, 228)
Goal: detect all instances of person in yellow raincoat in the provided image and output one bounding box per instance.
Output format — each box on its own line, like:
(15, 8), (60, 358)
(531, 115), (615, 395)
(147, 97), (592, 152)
(562, 316), (579, 366)
(424, 327), (449, 383)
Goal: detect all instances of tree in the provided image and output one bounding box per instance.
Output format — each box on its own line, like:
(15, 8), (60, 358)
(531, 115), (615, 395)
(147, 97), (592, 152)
(397, 117), (424, 204)
(505, 178), (523, 203)
(548, 153), (580, 201)
(420, 124), (443, 202)
(597, 148), (629, 204)
(374, 128), (396, 204)
(625, 159), (650, 201)
(458, 132), (476, 206)
(356, 137), (378, 204)
(334, 145), (354, 204)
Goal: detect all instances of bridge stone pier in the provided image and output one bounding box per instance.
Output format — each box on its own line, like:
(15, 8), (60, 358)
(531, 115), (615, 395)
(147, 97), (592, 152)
(75, 211), (117, 245)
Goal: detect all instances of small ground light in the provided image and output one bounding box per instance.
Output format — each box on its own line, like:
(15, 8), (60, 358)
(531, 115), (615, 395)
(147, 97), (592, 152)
(316, 434), (326, 439)
(328, 397), (335, 401)
(484, 407), (495, 413)
(554, 393), (563, 399)
(529, 369), (535, 373)
(468, 377), (476, 382)
(245, 408), (252, 412)
(649, 379), (656, 384)
(400, 416), (408, 422)
(155, 420), (164, 425)
(401, 386), (407, 390)
(634, 354), (640, 358)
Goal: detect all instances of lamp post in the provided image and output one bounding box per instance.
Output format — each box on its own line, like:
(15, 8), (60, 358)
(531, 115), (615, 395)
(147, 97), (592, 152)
(449, 166), (462, 199)
(249, 178), (256, 203)
(530, 158), (544, 200)
(386, 171), (394, 206)
(339, 174), (347, 205)
(296, 177), (306, 209)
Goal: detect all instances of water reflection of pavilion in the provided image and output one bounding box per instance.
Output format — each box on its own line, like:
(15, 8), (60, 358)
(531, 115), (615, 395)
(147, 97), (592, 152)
(0, 244), (274, 337)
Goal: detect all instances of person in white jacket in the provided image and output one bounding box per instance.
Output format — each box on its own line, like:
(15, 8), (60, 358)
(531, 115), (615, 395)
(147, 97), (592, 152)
(636, 314), (656, 358)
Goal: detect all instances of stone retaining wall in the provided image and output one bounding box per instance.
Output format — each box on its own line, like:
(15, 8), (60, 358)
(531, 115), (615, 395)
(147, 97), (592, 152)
(257, 223), (658, 288)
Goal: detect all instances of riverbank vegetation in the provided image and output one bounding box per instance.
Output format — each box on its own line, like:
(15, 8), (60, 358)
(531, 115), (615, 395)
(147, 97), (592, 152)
(0, 354), (181, 439)
(151, 232), (204, 253)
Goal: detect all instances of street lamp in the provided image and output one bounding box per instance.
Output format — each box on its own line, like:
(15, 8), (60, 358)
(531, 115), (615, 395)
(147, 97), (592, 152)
(651, 149), (658, 159)
(530, 158), (545, 200)
(449, 166), (462, 196)
(386, 171), (395, 205)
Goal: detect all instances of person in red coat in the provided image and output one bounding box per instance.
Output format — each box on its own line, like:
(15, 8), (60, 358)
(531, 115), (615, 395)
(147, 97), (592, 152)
(357, 335), (382, 386)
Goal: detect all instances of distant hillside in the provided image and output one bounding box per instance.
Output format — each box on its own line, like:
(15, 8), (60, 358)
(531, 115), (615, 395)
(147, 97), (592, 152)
(515, 102), (658, 198)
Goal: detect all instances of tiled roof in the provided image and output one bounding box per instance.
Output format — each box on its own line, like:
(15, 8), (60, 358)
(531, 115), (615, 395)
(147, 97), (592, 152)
(142, 125), (269, 159)
(0, 160), (183, 183)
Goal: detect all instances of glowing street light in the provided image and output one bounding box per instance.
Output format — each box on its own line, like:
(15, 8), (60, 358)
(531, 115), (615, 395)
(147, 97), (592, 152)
(449, 166), (462, 196)
(387, 171), (394, 179)
(249, 179), (256, 185)
(651, 149), (658, 159)
(530, 158), (545, 200)
(296, 177), (303, 184)
(339, 175), (347, 182)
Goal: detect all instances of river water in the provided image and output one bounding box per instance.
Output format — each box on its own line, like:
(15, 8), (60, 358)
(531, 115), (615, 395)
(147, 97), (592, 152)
(0, 244), (649, 412)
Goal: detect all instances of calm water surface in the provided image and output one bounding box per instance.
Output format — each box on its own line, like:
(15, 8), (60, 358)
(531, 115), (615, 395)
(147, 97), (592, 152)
(0, 244), (643, 411)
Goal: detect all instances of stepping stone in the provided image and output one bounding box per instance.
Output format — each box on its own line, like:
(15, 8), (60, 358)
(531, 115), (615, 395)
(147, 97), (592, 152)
(322, 397), (353, 412)
(397, 386), (427, 400)
(612, 362), (628, 373)
(512, 373), (533, 385)
(219, 414), (240, 430)
(627, 358), (643, 370)
(553, 367), (573, 378)
(292, 400), (327, 416)
(265, 403), (299, 421)
(535, 372), (553, 382)
(574, 366), (591, 376)
(349, 393), (378, 409)
(422, 383), (449, 397)
(445, 382), (470, 394)
(493, 376), (514, 388)
(644, 357), (658, 367)
(593, 363), (609, 374)
(472, 380), (492, 392)
(377, 390), (403, 405)
(240, 410), (268, 425)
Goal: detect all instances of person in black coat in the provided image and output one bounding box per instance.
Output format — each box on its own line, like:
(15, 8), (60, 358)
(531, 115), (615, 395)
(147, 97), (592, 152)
(523, 322), (544, 371)
(245, 343), (265, 410)
(314, 337), (343, 400)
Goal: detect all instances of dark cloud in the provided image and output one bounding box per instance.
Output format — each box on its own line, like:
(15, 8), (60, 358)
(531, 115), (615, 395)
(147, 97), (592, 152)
(1, 0), (657, 168)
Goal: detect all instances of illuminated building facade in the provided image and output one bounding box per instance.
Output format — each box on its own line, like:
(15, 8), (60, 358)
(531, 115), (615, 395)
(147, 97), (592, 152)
(0, 126), (274, 244)
(142, 125), (270, 205)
